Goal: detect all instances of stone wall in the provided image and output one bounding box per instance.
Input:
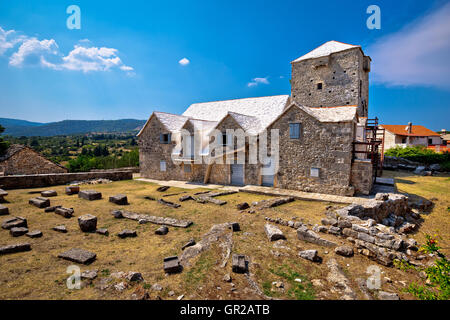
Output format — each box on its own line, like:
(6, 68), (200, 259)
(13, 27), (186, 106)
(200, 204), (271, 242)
(268, 105), (356, 196)
(0, 171), (132, 190)
(138, 116), (183, 181)
(350, 159), (373, 195)
(291, 47), (369, 117)
(0, 147), (68, 175)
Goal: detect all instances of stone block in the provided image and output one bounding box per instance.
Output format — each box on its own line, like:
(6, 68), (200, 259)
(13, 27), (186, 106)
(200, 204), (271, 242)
(264, 224), (286, 241)
(41, 190), (57, 197)
(232, 254), (247, 273)
(52, 225), (67, 233)
(328, 226), (342, 236)
(163, 256), (182, 274)
(96, 228), (109, 236)
(298, 249), (321, 262)
(78, 214), (98, 232)
(179, 195), (194, 202)
(44, 205), (61, 213)
(155, 226), (169, 235)
(181, 239), (196, 250)
(55, 207), (74, 218)
(58, 248), (96, 264)
(78, 190), (102, 201)
(10, 227), (29, 237)
(357, 232), (376, 244)
(342, 228), (358, 238)
(0, 204), (9, 216)
(0, 243), (31, 255)
(109, 194), (128, 205)
(29, 197), (50, 208)
(2, 216), (27, 229)
(229, 222), (240, 232)
(237, 202), (250, 210)
(321, 218), (338, 226)
(117, 229), (137, 238)
(65, 186), (80, 195)
(297, 226), (337, 247)
(26, 230), (43, 238)
(335, 246), (354, 257)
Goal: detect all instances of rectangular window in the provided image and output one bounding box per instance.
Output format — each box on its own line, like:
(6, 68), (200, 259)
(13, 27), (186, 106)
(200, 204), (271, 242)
(317, 83), (323, 90)
(222, 133), (228, 146)
(289, 123), (301, 139)
(310, 167), (320, 178)
(402, 138), (407, 144)
(428, 138), (433, 145)
(184, 164), (191, 173)
(160, 160), (166, 172)
(160, 133), (171, 144)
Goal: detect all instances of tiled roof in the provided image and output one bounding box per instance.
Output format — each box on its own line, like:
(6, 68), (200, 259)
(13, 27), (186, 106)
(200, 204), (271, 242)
(306, 105), (358, 122)
(0, 144), (26, 162)
(292, 41), (359, 63)
(226, 112), (262, 135)
(137, 112), (189, 136)
(182, 95), (290, 131)
(381, 125), (440, 137)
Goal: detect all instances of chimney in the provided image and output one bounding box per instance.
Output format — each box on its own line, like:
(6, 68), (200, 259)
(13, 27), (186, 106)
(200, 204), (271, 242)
(407, 122), (412, 134)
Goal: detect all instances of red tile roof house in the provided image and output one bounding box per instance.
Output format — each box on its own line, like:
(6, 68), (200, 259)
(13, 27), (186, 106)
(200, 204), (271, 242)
(380, 123), (442, 151)
(138, 41), (383, 196)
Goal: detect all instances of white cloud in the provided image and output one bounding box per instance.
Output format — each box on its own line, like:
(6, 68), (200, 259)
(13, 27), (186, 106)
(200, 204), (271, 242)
(2, 25), (133, 74)
(0, 26), (26, 55)
(178, 57), (190, 66)
(368, 2), (450, 89)
(9, 38), (59, 68)
(247, 76), (269, 87)
(61, 45), (133, 73)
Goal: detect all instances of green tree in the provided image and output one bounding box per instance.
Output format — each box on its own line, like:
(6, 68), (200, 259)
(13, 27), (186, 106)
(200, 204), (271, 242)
(0, 124), (10, 155)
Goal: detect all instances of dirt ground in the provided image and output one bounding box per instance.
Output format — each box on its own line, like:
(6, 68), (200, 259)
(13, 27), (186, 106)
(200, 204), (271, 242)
(0, 170), (448, 300)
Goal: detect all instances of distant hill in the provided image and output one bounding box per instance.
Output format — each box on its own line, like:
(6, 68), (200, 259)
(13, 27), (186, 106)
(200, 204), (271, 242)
(0, 118), (146, 137)
(0, 118), (44, 127)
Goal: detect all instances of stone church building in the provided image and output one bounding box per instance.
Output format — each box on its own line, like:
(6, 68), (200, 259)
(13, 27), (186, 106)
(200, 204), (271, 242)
(0, 144), (68, 176)
(138, 41), (380, 196)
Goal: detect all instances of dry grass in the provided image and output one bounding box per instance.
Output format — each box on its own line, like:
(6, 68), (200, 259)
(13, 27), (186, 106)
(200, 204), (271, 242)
(382, 170), (450, 256)
(0, 172), (448, 300)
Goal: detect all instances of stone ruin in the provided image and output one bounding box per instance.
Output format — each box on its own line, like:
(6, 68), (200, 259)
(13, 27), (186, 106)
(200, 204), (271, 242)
(266, 192), (429, 268)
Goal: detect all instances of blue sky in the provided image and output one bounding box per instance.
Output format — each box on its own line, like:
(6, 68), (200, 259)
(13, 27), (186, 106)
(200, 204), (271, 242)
(0, 0), (449, 131)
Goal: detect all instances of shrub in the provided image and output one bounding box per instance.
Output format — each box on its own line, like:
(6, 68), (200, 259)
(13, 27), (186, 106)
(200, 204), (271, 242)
(385, 145), (450, 168)
(66, 148), (139, 172)
(406, 234), (450, 300)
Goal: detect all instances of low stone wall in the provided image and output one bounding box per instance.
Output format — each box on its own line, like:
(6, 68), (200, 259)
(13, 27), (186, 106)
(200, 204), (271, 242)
(0, 171), (133, 190)
(350, 159), (373, 195)
(90, 167), (140, 173)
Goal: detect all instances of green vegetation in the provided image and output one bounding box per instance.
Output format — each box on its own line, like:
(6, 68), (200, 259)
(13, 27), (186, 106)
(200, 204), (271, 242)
(3, 133), (139, 172)
(0, 124), (10, 156)
(405, 234), (450, 300)
(385, 145), (450, 171)
(266, 265), (315, 300)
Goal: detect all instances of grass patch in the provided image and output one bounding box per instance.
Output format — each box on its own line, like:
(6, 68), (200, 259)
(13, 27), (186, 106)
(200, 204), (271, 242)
(268, 265), (315, 300)
(183, 250), (215, 290)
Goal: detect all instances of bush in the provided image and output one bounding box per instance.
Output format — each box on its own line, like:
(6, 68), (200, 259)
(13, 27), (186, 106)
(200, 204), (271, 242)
(406, 234), (450, 300)
(385, 145), (450, 167)
(66, 148), (139, 172)
(0, 124), (10, 156)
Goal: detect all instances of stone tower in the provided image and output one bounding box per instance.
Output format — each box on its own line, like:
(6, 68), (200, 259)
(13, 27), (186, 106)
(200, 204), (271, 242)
(290, 41), (371, 117)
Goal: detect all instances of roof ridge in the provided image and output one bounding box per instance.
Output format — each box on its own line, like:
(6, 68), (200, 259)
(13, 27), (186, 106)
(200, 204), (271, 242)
(189, 94), (289, 106)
